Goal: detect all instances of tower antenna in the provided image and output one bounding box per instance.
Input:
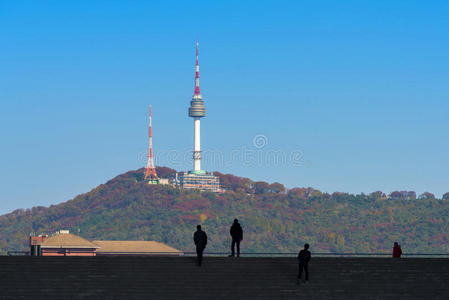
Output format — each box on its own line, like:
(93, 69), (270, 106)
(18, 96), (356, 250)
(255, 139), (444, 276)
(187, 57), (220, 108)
(194, 39), (201, 96)
(144, 105), (159, 183)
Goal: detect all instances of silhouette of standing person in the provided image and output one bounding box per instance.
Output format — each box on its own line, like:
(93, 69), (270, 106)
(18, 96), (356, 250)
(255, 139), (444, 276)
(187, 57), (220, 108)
(193, 225), (207, 266)
(392, 242), (402, 258)
(229, 219), (243, 257)
(297, 243), (311, 284)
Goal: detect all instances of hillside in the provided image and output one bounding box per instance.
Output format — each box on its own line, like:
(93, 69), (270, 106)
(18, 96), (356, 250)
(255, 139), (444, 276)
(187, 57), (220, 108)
(1, 167), (449, 254)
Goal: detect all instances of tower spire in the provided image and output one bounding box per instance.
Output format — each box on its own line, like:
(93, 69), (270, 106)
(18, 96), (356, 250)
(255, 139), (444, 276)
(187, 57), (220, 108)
(194, 40), (201, 97)
(144, 105), (158, 183)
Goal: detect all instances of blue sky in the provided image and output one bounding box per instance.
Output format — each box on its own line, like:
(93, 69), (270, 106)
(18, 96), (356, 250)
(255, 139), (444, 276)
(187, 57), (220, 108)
(1, 0), (448, 214)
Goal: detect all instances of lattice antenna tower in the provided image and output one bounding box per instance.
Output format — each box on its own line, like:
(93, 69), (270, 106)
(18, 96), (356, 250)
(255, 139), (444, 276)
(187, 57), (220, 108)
(144, 105), (159, 183)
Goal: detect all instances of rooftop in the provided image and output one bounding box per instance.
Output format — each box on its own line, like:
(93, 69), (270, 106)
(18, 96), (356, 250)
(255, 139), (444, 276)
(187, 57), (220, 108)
(93, 240), (181, 254)
(41, 232), (99, 249)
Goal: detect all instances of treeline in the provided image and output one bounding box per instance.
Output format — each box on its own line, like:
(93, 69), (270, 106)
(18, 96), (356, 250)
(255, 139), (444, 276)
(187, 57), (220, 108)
(1, 167), (449, 255)
(215, 171), (449, 201)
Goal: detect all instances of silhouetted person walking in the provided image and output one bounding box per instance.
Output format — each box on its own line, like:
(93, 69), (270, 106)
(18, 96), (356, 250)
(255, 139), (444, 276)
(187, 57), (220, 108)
(229, 219), (243, 257)
(193, 225), (207, 266)
(393, 242), (402, 258)
(297, 243), (311, 284)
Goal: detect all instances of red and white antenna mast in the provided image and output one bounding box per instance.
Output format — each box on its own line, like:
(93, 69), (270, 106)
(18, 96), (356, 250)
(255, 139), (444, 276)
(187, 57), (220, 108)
(194, 39), (201, 96)
(144, 105), (158, 183)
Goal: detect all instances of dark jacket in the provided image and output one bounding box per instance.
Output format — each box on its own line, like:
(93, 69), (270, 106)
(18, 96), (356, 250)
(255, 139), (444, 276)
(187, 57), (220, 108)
(230, 223), (243, 241)
(297, 249), (311, 264)
(194, 230), (208, 248)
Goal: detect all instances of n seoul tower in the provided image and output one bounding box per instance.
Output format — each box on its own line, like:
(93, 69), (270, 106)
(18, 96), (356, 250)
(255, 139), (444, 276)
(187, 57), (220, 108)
(177, 41), (219, 192)
(188, 40), (206, 173)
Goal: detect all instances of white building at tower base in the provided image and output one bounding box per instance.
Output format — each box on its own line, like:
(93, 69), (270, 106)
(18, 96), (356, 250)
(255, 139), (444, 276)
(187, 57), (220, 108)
(176, 171), (220, 193)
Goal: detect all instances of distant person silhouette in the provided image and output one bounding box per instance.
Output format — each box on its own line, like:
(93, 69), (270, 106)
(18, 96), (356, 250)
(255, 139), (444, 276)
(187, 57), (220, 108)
(229, 219), (243, 257)
(297, 243), (311, 284)
(193, 225), (208, 266)
(392, 242), (402, 258)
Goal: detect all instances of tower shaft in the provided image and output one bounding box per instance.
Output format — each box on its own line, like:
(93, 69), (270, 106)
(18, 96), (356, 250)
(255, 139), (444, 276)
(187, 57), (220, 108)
(194, 118), (201, 171)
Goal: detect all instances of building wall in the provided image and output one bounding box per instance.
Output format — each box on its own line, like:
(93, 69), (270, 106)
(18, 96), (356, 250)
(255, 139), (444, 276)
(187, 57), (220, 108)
(96, 252), (181, 256)
(41, 248), (97, 256)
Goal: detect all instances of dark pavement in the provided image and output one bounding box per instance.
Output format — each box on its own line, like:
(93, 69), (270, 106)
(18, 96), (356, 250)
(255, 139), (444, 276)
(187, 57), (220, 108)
(1, 256), (449, 299)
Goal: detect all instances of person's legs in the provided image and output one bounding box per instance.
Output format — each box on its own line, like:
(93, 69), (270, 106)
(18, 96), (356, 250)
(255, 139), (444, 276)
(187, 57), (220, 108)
(236, 240), (240, 257)
(196, 246), (203, 265)
(298, 263), (303, 279)
(231, 239), (236, 256)
(196, 246), (199, 263)
(200, 247), (205, 265)
(304, 263), (309, 281)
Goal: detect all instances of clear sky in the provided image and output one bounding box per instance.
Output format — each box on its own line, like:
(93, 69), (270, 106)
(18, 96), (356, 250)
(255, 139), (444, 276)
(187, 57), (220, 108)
(1, 0), (448, 214)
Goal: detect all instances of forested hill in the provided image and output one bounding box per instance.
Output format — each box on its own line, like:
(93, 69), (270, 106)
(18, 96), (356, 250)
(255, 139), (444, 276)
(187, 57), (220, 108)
(1, 167), (449, 254)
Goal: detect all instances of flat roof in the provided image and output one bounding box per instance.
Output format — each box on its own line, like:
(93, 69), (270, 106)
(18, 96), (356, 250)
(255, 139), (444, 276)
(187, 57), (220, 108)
(93, 240), (181, 253)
